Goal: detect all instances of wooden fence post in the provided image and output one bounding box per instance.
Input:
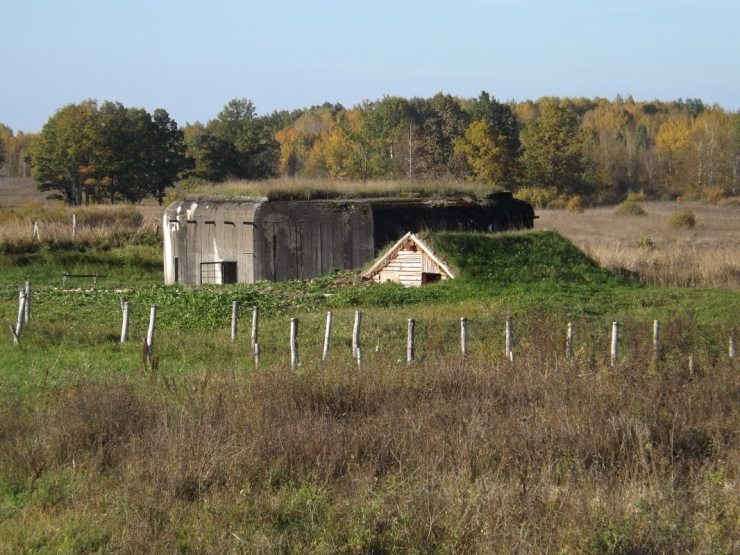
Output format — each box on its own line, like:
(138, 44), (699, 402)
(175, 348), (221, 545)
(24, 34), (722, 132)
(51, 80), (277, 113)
(251, 306), (259, 353)
(357, 346), (362, 369)
(24, 281), (31, 322)
(566, 322), (574, 359)
(290, 318), (299, 369)
(120, 301), (130, 343)
(352, 311), (362, 359)
(505, 316), (512, 360)
(729, 336), (736, 359)
(653, 320), (660, 360)
(407, 319), (415, 363)
(231, 301), (239, 342)
(12, 290), (26, 346)
(689, 355), (696, 376)
(146, 305), (157, 360)
(460, 317), (468, 357)
(323, 311), (332, 360)
(72, 214), (76, 241)
(254, 343), (260, 368)
(611, 322), (619, 367)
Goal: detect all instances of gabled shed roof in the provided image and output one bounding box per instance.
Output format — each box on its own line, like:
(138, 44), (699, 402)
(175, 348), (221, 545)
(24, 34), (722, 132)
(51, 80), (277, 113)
(362, 232), (455, 282)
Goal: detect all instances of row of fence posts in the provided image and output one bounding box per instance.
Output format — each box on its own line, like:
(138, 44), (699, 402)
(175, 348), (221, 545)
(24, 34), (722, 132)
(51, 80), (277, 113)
(12, 294), (738, 373)
(222, 307), (738, 371)
(28, 216), (76, 242)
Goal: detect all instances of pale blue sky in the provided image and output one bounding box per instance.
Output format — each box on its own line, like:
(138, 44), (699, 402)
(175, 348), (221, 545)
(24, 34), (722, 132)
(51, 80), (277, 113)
(2, 0), (738, 133)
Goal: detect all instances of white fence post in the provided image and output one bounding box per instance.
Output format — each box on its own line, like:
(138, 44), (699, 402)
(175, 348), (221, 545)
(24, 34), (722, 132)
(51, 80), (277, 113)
(12, 290), (26, 346)
(72, 214), (76, 241)
(120, 301), (130, 343)
(611, 321), (619, 367)
(460, 317), (468, 357)
(407, 319), (415, 363)
(32, 221), (40, 241)
(323, 311), (332, 360)
(231, 301), (239, 342)
(689, 355), (696, 376)
(254, 343), (260, 368)
(290, 318), (299, 369)
(23, 281), (31, 322)
(352, 311), (362, 359)
(566, 322), (574, 359)
(251, 306), (259, 353)
(729, 336), (736, 359)
(505, 316), (512, 359)
(653, 320), (660, 360)
(146, 305), (157, 360)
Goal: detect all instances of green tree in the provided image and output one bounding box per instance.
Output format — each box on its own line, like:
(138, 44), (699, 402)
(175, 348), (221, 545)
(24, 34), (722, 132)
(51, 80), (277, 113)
(454, 119), (514, 184)
(469, 91), (520, 163)
(198, 98), (279, 181)
(421, 93), (471, 178)
(520, 98), (585, 194)
(0, 129), (6, 170)
(31, 100), (101, 205)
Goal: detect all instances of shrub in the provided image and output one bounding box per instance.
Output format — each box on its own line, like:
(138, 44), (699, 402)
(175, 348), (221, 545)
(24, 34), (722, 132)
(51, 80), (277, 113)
(566, 196), (584, 213)
(626, 190), (646, 202)
(705, 188), (725, 204)
(668, 208), (697, 229)
(547, 198), (568, 209)
(637, 236), (655, 249)
(615, 201), (646, 216)
(718, 196), (740, 208)
(514, 187), (559, 209)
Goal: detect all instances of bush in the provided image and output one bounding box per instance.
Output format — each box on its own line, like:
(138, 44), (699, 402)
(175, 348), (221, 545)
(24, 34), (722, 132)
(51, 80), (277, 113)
(705, 188), (725, 204)
(566, 196), (584, 213)
(718, 196), (740, 208)
(546, 198), (568, 209)
(515, 187), (559, 209)
(626, 190), (646, 202)
(668, 209), (697, 229)
(637, 236), (655, 249)
(615, 201), (646, 216)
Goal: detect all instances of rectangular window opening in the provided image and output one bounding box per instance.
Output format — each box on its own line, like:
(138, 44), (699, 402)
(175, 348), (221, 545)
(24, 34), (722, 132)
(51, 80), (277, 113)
(200, 261), (237, 284)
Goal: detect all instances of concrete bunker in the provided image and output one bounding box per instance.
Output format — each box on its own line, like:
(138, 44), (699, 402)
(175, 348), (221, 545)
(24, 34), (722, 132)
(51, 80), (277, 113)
(163, 193), (535, 285)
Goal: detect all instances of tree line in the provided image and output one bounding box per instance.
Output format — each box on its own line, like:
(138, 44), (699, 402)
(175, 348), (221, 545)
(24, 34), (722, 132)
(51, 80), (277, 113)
(2, 93), (739, 205)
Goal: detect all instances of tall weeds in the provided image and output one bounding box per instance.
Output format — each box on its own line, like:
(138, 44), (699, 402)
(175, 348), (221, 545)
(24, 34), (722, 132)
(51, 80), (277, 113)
(1, 312), (738, 552)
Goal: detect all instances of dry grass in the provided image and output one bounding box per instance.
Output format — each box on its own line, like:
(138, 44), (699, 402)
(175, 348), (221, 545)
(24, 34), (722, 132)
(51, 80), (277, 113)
(187, 177), (499, 200)
(1, 312), (738, 552)
(0, 177), (51, 208)
(0, 203), (163, 246)
(538, 200), (740, 288)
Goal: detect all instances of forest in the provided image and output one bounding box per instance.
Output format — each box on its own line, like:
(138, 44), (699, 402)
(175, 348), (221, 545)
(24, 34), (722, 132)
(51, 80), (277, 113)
(1, 93), (739, 205)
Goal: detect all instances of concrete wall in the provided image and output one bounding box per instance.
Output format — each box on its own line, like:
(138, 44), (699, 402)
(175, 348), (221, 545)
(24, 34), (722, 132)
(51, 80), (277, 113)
(164, 196), (263, 285)
(164, 196), (375, 285)
(163, 194), (535, 285)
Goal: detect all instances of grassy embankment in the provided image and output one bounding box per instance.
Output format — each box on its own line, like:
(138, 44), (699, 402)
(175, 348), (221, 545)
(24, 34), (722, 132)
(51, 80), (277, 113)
(1, 200), (740, 552)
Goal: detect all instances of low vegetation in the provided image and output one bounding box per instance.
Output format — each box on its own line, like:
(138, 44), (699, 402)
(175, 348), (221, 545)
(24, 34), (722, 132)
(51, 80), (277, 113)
(1, 200), (740, 552)
(539, 201), (740, 289)
(667, 208), (697, 229)
(615, 201), (646, 216)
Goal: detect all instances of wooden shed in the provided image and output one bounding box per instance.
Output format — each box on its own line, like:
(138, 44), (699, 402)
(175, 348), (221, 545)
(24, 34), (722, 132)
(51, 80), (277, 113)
(362, 233), (454, 287)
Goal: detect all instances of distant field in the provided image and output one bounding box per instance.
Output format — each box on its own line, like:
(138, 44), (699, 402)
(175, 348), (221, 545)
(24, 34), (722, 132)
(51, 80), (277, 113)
(538, 200), (740, 288)
(0, 177), (49, 207)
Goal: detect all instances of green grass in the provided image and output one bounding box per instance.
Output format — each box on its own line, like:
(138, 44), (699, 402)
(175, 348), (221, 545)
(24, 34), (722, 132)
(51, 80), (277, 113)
(1, 229), (739, 393)
(2, 228), (740, 552)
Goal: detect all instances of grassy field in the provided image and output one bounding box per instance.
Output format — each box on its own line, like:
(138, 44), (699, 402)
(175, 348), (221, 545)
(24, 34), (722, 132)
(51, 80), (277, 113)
(1, 186), (740, 553)
(538, 200), (740, 289)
